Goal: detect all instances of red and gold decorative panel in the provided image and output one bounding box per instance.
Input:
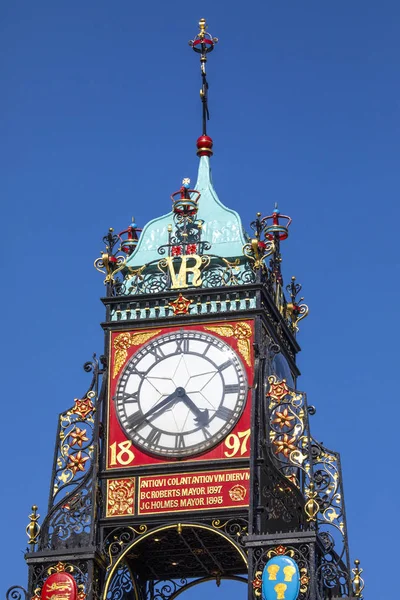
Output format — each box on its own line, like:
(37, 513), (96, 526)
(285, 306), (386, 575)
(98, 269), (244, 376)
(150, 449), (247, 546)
(41, 571), (77, 600)
(138, 468), (250, 514)
(106, 477), (135, 517)
(106, 319), (254, 469)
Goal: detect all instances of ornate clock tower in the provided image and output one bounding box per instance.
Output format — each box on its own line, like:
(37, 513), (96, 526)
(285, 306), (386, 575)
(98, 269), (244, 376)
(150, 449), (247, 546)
(9, 19), (364, 600)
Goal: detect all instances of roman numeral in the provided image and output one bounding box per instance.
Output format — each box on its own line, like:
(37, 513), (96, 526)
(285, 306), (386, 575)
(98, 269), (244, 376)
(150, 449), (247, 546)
(175, 434), (186, 449)
(147, 428), (162, 446)
(150, 345), (165, 360)
(119, 391), (139, 403)
(215, 406), (235, 421)
(218, 360), (232, 371)
(201, 427), (212, 440)
(125, 365), (140, 376)
(225, 384), (240, 394)
(126, 411), (145, 428)
(176, 336), (189, 353)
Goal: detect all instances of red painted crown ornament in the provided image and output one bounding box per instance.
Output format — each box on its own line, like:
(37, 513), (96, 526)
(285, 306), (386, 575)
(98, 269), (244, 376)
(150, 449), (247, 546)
(118, 219), (142, 255)
(189, 17), (218, 54)
(263, 204), (292, 241)
(171, 178), (201, 217)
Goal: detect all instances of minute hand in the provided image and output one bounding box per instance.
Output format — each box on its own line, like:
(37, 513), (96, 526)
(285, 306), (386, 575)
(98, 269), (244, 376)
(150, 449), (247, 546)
(181, 394), (209, 426)
(139, 392), (178, 425)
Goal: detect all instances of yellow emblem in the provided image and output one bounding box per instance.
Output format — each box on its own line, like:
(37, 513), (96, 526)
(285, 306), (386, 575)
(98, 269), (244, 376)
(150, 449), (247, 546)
(113, 331), (161, 378)
(204, 321), (252, 366)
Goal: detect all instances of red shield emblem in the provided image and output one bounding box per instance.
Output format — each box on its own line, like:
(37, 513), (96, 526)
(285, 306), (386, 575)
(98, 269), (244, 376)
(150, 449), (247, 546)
(41, 572), (77, 600)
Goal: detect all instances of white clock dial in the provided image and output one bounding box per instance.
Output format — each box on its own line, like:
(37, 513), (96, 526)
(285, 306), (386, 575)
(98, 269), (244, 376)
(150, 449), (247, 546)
(115, 330), (248, 457)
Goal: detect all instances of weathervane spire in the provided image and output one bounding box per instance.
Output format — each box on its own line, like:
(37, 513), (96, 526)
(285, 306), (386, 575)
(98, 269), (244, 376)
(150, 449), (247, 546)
(189, 18), (218, 155)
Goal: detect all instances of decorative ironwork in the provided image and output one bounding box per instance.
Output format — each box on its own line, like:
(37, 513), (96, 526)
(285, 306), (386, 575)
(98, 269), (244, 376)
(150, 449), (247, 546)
(5, 587), (28, 600)
(35, 355), (104, 551)
(304, 482), (319, 522)
(311, 438), (351, 595)
(260, 459), (304, 529)
(316, 557), (350, 599)
(94, 228), (126, 285)
(51, 389), (95, 500)
(211, 518), (248, 544)
(103, 525), (148, 570)
(285, 276), (309, 333)
(352, 559), (365, 598)
(244, 213), (275, 270)
(26, 505), (41, 550)
(106, 564), (136, 600)
(266, 376), (313, 495)
(39, 472), (94, 550)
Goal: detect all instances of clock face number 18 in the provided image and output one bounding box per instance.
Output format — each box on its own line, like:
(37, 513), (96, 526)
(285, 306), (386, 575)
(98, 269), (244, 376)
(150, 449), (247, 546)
(115, 330), (248, 458)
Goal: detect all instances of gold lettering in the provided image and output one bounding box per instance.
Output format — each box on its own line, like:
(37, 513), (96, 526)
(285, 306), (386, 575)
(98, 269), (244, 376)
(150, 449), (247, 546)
(165, 255), (205, 289)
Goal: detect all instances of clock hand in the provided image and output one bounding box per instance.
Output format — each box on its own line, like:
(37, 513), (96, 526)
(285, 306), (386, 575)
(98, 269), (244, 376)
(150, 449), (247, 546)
(135, 391), (178, 428)
(181, 393), (209, 426)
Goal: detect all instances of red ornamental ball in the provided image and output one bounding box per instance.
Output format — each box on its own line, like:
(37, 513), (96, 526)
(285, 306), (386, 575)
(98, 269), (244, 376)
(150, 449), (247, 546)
(196, 135), (213, 157)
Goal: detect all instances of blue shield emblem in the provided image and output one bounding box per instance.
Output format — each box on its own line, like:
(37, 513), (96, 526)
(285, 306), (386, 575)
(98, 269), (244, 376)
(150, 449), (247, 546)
(262, 556), (300, 600)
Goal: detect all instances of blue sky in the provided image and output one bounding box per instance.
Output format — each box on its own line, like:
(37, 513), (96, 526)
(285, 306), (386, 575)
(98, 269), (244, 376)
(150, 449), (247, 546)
(1, 1), (399, 597)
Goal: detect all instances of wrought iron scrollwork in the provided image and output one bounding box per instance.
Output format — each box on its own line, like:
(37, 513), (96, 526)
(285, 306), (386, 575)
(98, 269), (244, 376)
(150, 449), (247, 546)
(211, 518), (248, 544)
(265, 376), (314, 495)
(36, 355), (104, 551)
(6, 587), (28, 600)
(106, 564), (136, 600)
(311, 438), (351, 597)
(103, 525), (148, 570)
(151, 579), (188, 600)
(39, 472), (94, 550)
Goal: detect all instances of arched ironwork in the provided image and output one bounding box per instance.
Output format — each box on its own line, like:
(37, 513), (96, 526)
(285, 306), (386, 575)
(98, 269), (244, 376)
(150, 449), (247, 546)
(103, 522), (248, 600)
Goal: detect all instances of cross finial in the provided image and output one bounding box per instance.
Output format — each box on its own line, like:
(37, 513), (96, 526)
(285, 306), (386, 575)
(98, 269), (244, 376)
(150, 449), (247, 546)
(198, 18), (207, 39)
(189, 18), (218, 137)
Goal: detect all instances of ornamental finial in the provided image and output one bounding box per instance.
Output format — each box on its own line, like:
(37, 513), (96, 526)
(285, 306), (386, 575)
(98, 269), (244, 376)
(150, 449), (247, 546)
(26, 504), (40, 550)
(189, 18), (218, 156)
(352, 559), (365, 598)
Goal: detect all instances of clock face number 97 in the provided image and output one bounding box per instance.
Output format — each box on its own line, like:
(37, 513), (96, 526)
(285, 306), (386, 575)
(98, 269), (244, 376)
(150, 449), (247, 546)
(115, 330), (248, 458)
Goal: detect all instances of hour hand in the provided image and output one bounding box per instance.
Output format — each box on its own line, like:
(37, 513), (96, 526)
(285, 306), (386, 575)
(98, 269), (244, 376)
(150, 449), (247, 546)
(181, 394), (209, 426)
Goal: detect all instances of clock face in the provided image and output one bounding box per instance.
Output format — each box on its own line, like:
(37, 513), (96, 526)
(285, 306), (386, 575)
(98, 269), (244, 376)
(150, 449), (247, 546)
(115, 330), (248, 457)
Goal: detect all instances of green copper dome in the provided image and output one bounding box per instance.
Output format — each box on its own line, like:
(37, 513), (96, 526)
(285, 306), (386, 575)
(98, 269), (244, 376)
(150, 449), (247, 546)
(125, 156), (248, 270)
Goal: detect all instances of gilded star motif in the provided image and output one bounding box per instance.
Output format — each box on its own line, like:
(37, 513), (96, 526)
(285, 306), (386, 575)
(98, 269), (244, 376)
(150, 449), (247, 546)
(273, 434), (297, 457)
(67, 451), (90, 475)
(69, 427), (89, 447)
(169, 293), (192, 315)
(272, 408), (295, 429)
